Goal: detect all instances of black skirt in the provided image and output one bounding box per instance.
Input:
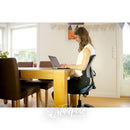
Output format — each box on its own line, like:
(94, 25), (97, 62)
(68, 75), (90, 94)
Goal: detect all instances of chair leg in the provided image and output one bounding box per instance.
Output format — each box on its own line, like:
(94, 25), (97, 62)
(16, 100), (20, 107)
(36, 90), (40, 107)
(67, 94), (70, 107)
(45, 90), (48, 107)
(40, 89), (42, 101)
(3, 99), (8, 104)
(24, 97), (26, 105)
(77, 94), (82, 107)
(12, 100), (15, 107)
(25, 96), (29, 107)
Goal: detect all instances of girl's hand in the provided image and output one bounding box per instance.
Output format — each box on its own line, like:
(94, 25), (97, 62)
(60, 64), (67, 67)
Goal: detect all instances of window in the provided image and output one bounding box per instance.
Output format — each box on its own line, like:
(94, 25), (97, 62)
(0, 28), (2, 51)
(11, 26), (37, 63)
(123, 23), (130, 80)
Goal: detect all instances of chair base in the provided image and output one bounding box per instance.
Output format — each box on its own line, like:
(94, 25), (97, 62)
(71, 104), (94, 107)
(76, 99), (94, 107)
(77, 103), (94, 107)
(69, 99), (94, 107)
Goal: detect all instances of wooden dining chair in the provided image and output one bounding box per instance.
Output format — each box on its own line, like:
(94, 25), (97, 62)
(2, 61), (33, 104)
(25, 61), (53, 107)
(17, 61), (34, 104)
(0, 58), (40, 107)
(18, 61), (34, 83)
(18, 62), (33, 67)
(39, 61), (53, 107)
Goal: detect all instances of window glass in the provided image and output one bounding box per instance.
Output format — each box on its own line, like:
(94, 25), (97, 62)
(12, 27), (37, 63)
(123, 23), (130, 80)
(0, 29), (2, 51)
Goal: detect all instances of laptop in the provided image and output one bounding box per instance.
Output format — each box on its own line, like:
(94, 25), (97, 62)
(48, 55), (68, 69)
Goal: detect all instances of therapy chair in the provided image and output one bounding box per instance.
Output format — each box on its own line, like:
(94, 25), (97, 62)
(68, 55), (96, 107)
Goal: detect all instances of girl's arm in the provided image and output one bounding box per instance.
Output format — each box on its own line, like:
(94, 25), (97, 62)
(61, 48), (91, 71)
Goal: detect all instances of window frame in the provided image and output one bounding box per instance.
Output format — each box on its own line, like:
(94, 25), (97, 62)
(0, 24), (7, 51)
(122, 23), (130, 81)
(116, 23), (130, 96)
(8, 23), (38, 63)
(0, 27), (3, 51)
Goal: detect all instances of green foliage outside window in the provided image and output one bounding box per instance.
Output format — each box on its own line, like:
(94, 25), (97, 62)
(123, 54), (130, 80)
(17, 50), (37, 63)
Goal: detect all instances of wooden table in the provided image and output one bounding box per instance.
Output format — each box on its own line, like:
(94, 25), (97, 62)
(19, 67), (77, 107)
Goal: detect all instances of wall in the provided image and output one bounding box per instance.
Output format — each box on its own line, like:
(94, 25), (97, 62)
(38, 23), (119, 97)
(88, 24), (117, 97)
(38, 23), (79, 64)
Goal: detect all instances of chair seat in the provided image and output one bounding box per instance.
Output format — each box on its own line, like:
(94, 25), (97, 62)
(69, 85), (91, 94)
(24, 79), (53, 90)
(79, 85), (91, 93)
(20, 79), (32, 83)
(21, 82), (40, 98)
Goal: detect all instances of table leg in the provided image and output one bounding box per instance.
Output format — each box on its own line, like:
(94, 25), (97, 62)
(54, 70), (68, 107)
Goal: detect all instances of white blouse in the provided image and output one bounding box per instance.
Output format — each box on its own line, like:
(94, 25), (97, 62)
(74, 44), (96, 77)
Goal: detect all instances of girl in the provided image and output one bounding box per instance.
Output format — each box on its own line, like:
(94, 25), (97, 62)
(61, 27), (96, 93)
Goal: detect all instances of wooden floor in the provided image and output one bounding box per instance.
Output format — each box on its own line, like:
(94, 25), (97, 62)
(83, 96), (130, 107)
(0, 89), (130, 107)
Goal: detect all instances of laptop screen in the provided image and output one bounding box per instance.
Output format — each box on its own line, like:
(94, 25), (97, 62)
(48, 56), (60, 67)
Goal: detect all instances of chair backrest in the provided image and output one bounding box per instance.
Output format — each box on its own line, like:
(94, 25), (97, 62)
(84, 55), (96, 89)
(39, 61), (52, 67)
(18, 62), (33, 67)
(0, 58), (21, 100)
(85, 55), (96, 78)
